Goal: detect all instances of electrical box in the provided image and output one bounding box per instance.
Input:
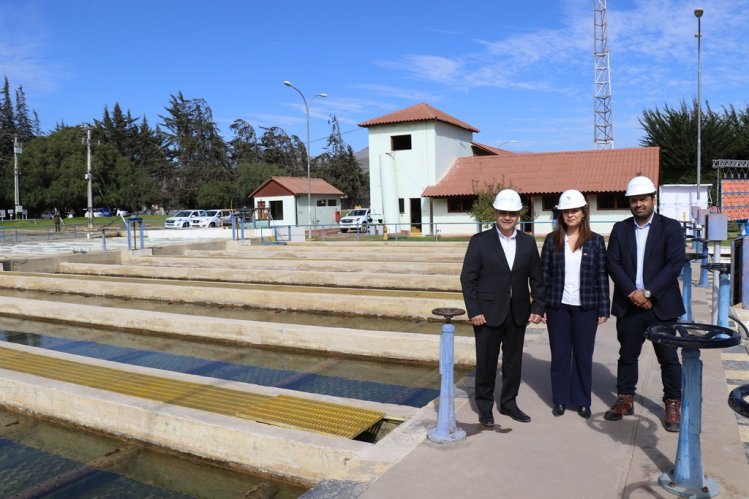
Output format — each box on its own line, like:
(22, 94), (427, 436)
(705, 213), (728, 241)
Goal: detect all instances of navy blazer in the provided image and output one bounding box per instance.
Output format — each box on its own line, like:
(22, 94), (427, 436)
(540, 232), (610, 318)
(606, 213), (685, 320)
(460, 228), (545, 327)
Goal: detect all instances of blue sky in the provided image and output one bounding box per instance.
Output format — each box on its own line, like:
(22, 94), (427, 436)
(2, 0), (747, 155)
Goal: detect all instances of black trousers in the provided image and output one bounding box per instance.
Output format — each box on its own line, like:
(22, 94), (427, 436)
(473, 313), (526, 415)
(546, 305), (598, 407)
(615, 307), (681, 399)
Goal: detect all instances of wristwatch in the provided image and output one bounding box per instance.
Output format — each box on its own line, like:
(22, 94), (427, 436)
(643, 290), (652, 299)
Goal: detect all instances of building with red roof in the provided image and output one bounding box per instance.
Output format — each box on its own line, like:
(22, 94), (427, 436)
(359, 103), (660, 235)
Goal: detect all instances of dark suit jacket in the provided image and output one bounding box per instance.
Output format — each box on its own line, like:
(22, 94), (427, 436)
(540, 232), (610, 318)
(460, 228), (545, 327)
(606, 213), (685, 320)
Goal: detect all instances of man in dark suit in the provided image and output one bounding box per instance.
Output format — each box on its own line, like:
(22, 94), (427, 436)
(605, 176), (685, 432)
(460, 189), (545, 427)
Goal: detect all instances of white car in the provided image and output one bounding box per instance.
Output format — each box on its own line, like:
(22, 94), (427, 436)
(164, 210), (204, 229)
(190, 209), (222, 228)
(339, 208), (383, 233)
(115, 208), (130, 217)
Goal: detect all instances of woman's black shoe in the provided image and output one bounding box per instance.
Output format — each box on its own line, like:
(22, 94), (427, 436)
(552, 404), (566, 417)
(578, 406), (591, 419)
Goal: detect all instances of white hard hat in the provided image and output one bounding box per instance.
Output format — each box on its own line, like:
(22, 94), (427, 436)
(625, 176), (656, 197)
(555, 189), (587, 210)
(493, 189), (523, 211)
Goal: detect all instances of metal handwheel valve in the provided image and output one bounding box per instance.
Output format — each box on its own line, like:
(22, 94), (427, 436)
(645, 323), (741, 498)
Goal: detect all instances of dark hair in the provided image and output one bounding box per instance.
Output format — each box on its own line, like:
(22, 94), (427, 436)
(551, 204), (592, 252)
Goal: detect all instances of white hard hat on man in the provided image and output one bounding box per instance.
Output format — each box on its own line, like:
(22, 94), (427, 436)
(625, 176), (657, 197)
(493, 189), (523, 211)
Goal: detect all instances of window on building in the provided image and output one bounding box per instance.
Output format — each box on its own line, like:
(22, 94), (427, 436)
(269, 200), (284, 220)
(316, 199), (326, 207)
(597, 192), (628, 210)
(447, 197), (475, 213)
(398, 198), (405, 214)
(327, 199), (337, 206)
(541, 195), (557, 211)
(391, 134), (412, 151)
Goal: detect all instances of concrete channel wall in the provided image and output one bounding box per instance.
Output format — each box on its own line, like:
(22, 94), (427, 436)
(0, 341), (430, 485)
(0, 296), (476, 365)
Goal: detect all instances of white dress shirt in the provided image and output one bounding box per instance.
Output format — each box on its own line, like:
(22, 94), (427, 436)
(634, 213), (654, 290)
(497, 228), (517, 270)
(562, 235), (582, 306)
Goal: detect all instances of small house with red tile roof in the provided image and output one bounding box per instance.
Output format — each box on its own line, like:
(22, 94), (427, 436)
(249, 176), (344, 227)
(359, 103), (660, 236)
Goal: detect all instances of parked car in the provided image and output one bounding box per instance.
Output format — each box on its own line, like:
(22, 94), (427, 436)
(115, 208), (130, 217)
(215, 209), (235, 226)
(83, 208), (111, 218)
(164, 210), (204, 229)
(40, 210), (55, 220)
(339, 208), (382, 233)
(190, 209), (222, 228)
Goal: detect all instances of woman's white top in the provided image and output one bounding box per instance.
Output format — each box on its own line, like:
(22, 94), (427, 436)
(561, 235), (582, 306)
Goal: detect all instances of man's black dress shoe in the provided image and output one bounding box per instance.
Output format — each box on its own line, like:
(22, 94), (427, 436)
(578, 406), (591, 419)
(479, 414), (495, 427)
(552, 404), (566, 417)
(499, 406), (531, 423)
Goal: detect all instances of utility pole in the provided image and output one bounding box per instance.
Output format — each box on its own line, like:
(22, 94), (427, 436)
(84, 128), (94, 230)
(13, 136), (22, 219)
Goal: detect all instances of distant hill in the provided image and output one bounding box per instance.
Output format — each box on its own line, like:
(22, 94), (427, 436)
(355, 147), (369, 173)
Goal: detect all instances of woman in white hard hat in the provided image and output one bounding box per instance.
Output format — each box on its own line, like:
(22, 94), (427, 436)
(540, 189), (610, 419)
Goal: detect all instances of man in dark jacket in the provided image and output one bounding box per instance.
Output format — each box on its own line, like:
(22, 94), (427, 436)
(460, 189), (545, 427)
(605, 176), (685, 432)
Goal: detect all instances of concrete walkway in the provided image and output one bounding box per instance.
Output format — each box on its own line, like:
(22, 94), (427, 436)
(352, 283), (749, 498)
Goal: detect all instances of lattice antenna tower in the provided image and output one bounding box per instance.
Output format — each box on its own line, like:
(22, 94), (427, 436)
(594, 0), (614, 149)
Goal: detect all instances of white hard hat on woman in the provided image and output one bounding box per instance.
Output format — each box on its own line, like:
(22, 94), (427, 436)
(493, 189), (523, 211)
(555, 189), (587, 210)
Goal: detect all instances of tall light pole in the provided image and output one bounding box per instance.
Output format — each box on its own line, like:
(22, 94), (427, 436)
(695, 8), (703, 209)
(84, 128), (94, 230)
(13, 136), (22, 219)
(283, 81), (327, 236)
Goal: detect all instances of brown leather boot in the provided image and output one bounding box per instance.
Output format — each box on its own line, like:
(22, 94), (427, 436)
(604, 394), (634, 421)
(663, 398), (681, 432)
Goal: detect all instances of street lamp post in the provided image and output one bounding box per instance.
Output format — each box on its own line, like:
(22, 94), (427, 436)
(283, 81), (327, 238)
(13, 136), (22, 219)
(695, 8), (703, 209)
(498, 140), (517, 149)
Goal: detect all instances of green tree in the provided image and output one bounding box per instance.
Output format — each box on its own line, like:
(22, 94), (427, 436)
(228, 119), (261, 166)
(468, 182), (506, 223)
(639, 100), (741, 188)
(160, 92), (230, 207)
(235, 160), (285, 207)
(259, 126), (305, 175)
(317, 115), (366, 206)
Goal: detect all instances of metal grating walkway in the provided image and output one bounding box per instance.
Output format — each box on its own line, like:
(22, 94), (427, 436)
(0, 346), (384, 439)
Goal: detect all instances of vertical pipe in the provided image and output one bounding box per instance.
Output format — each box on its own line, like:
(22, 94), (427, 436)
(667, 349), (708, 491)
(427, 319), (466, 443)
(712, 242), (721, 324)
(680, 261), (693, 322)
(718, 270), (730, 328)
